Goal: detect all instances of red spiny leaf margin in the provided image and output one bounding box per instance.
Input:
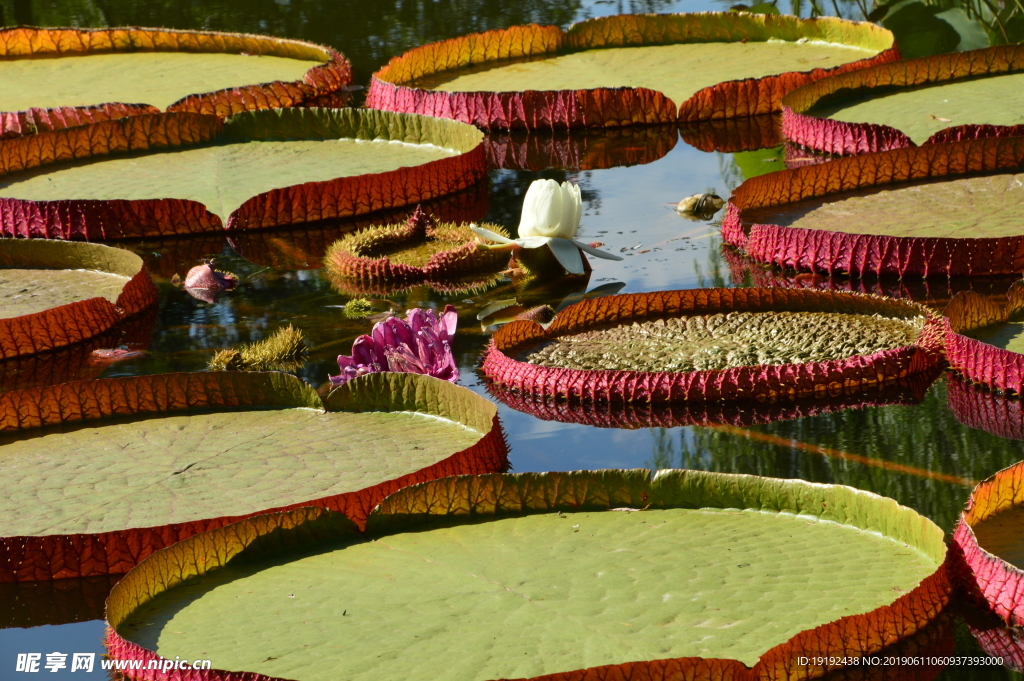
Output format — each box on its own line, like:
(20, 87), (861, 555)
(782, 44), (1024, 156)
(487, 371), (935, 429)
(952, 459), (1024, 626)
(0, 372), (509, 581)
(481, 288), (942, 404)
(367, 13), (896, 130)
(0, 26), (352, 138)
(102, 470), (949, 681)
(0, 241), (157, 360)
(723, 135), (1024, 277)
(0, 108), (487, 239)
(943, 283), (1024, 394)
(323, 210), (509, 290)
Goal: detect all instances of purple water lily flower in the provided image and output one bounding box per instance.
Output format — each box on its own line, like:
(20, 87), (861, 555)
(330, 305), (459, 386)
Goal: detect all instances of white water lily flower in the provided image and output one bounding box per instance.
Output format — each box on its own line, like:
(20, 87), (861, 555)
(471, 179), (622, 275)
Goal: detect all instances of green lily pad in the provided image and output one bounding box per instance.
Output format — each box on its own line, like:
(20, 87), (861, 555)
(744, 173), (1024, 239)
(810, 72), (1024, 145)
(0, 136), (456, 223)
(107, 470), (949, 680)
(963, 319), (1024, 354)
(0, 107), (487, 238)
(0, 269), (129, 319)
(0, 371), (507, 581)
(521, 311), (924, 372)
(421, 41), (878, 110)
(4, 52), (320, 113)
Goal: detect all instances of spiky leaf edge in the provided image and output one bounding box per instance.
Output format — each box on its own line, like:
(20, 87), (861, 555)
(481, 288), (942, 404)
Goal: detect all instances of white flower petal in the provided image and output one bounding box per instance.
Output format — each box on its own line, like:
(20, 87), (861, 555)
(471, 225), (515, 244)
(516, 236), (552, 249)
(572, 239), (624, 261)
(547, 237), (585, 275)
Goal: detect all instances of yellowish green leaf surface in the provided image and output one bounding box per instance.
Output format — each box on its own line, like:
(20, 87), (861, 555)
(522, 311), (923, 372)
(421, 41), (878, 106)
(121, 507), (935, 678)
(0, 269), (129, 319)
(971, 504), (1024, 570)
(2, 52), (322, 112)
(964, 320), (1024, 354)
(745, 173), (1024, 238)
(0, 138), (457, 222)
(0, 408), (482, 536)
(810, 72), (1024, 145)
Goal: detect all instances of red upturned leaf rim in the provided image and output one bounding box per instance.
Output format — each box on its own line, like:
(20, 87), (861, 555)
(947, 372), (1024, 441)
(486, 367), (938, 429)
(0, 371), (508, 582)
(943, 281), (1024, 395)
(782, 44), (1024, 156)
(0, 239), (156, 360)
(366, 13), (897, 130)
(103, 469), (950, 681)
(227, 181), (490, 271)
(722, 135), (1024, 278)
(0, 107), (487, 240)
(480, 287), (942, 404)
(952, 458), (1024, 627)
(0, 26), (352, 139)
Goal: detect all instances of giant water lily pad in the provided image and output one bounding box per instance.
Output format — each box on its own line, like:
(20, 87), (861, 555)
(783, 44), (1024, 155)
(105, 470), (950, 680)
(0, 239), (156, 360)
(0, 107), (486, 239)
(953, 459), (1024, 627)
(0, 371), (507, 581)
(0, 27), (351, 138)
(943, 282), (1024, 395)
(724, 135), (1024, 277)
(367, 13), (896, 130)
(482, 288), (940, 404)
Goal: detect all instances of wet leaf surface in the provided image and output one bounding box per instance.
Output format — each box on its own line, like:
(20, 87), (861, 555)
(0, 269), (128, 319)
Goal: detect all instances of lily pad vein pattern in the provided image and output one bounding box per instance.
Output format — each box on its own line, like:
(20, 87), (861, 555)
(122, 509), (937, 680)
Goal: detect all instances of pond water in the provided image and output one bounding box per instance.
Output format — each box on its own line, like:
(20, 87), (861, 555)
(1, 0), (1023, 679)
